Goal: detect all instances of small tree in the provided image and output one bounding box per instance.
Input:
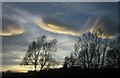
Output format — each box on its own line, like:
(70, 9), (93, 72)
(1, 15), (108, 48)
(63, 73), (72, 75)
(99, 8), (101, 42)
(64, 53), (76, 68)
(63, 59), (68, 69)
(20, 35), (58, 71)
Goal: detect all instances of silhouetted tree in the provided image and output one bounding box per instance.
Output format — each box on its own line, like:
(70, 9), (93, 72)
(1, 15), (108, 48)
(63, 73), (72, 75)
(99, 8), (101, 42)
(106, 37), (120, 68)
(63, 53), (76, 68)
(63, 60), (68, 69)
(20, 35), (58, 71)
(67, 28), (113, 68)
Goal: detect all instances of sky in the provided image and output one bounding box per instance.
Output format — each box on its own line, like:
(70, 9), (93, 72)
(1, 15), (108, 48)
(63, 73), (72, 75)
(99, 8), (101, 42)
(1, 2), (119, 72)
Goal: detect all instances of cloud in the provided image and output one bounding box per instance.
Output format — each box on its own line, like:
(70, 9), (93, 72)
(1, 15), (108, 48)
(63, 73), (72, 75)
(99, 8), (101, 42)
(90, 16), (118, 38)
(37, 23), (80, 36)
(36, 15), (118, 38)
(36, 16), (92, 36)
(1, 26), (24, 36)
(3, 2), (118, 37)
(1, 17), (25, 36)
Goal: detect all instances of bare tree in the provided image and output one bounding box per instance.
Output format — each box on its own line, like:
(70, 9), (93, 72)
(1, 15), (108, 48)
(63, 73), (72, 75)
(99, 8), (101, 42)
(71, 28), (110, 68)
(20, 35), (58, 71)
(63, 56), (68, 69)
(106, 37), (120, 68)
(63, 53), (76, 68)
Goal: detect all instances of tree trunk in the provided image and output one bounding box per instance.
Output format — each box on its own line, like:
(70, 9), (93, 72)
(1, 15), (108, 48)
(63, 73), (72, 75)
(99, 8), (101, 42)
(35, 60), (37, 71)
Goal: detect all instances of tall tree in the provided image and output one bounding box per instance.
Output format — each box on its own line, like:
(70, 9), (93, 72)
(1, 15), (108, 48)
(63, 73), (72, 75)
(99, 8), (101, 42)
(67, 28), (111, 68)
(20, 35), (58, 71)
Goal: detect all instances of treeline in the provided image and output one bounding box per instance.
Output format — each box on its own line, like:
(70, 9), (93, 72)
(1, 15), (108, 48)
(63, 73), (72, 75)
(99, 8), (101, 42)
(20, 28), (120, 72)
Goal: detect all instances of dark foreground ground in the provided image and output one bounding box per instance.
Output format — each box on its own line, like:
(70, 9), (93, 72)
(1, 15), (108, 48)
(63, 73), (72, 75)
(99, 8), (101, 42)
(2, 67), (120, 78)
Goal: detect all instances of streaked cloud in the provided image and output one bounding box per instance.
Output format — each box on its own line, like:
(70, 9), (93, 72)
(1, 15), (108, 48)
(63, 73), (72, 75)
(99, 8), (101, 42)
(1, 17), (25, 36)
(36, 17), (81, 36)
(36, 16), (118, 38)
(1, 26), (24, 36)
(90, 16), (118, 39)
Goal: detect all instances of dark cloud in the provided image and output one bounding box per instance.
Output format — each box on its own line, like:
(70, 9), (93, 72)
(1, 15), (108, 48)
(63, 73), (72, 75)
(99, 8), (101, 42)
(93, 16), (118, 36)
(37, 14), (118, 37)
(36, 16), (97, 36)
(1, 17), (24, 36)
(42, 16), (82, 35)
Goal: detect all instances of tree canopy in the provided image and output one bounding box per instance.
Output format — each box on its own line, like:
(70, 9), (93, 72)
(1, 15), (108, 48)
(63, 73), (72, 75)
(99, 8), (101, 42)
(20, 35), (58, 71)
